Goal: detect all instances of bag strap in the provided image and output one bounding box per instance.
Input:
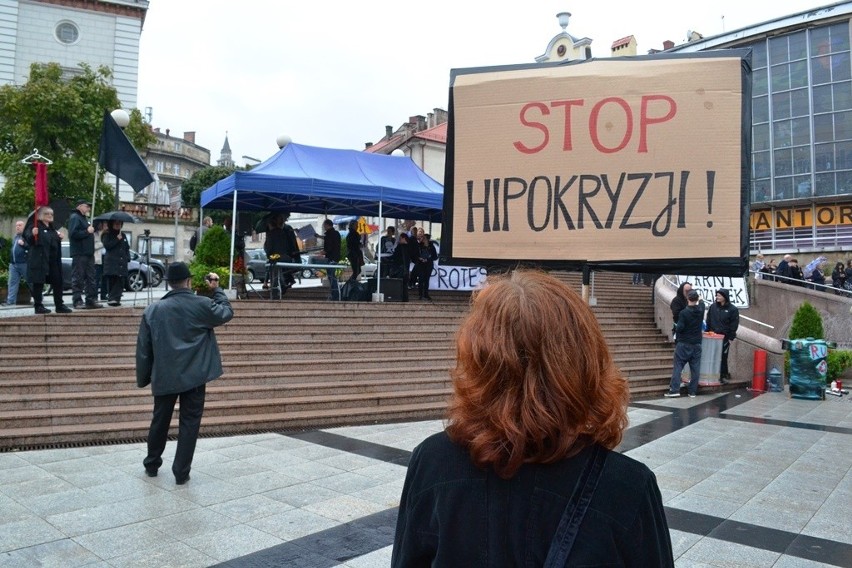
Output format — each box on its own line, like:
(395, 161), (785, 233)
(543, 444), (608, 568)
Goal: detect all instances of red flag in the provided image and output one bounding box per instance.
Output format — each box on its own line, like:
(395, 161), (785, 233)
(34, 162), (49, 207)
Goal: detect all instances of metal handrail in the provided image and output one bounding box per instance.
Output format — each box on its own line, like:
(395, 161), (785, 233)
(750, 269), (851, 296)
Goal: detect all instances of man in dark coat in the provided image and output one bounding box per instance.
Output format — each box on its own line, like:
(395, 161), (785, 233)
(706, 288), (740, 383)
(320, 219), (341, 301)
(67, 199), (102, 309)
(389, 232), (410, 302)
(24, 207), (72, 314)
(136, 262), (233, 484)
(665, 290), (705, 398)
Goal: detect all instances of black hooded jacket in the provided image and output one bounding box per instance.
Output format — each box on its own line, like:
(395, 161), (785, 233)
(706, 289), (739, 340)
(670, 283), (690, 322)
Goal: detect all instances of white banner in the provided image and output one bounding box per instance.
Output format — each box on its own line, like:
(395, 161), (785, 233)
(675, 275), (749, 309)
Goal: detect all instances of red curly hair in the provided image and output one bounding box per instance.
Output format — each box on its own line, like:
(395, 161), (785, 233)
(446, 270), (629, 479)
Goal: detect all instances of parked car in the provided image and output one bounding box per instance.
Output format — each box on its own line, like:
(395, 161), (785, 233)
(60, 243), (152, 292)
(129, 250), (165, 287)
(245, 249), (317, 282)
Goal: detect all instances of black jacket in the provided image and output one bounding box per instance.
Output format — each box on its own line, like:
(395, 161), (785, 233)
(323, 228), (341, 262)
(136, 287), (233, 396)
(706, 291), (739, 340)
(676, 302), (705, 345)
(102, 229), (130, 277)
(392, 432), (673, 567)
(67, 210), (94, 257)
(346, 231), (363, 264)
(670, 283), (690, 322)
(24, 220), (62, 284)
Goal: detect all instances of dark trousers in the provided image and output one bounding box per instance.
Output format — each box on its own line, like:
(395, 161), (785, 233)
(71, 255), (97, 304)
(416, 264), (432, 298)
(31, 260), (65, 308)
(144, 384), (206, 480)
(669, 342), (702, 395)
(106, 275), (124, 303)
(95, 264), (106, 300)
(721, 338), (732, 378)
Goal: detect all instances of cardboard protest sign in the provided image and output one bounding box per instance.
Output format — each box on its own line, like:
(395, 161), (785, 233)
(440, 52), (752, 276)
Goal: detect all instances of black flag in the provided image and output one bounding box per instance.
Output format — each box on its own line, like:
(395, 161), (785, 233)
(98, 110), (154, 193)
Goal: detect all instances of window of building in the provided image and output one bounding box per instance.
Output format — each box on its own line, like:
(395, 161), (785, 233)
(55, 21), (79, 45)
(747, 21), (852, 211)
(155, 161), (164, 173)
(172, 163), (181, 175)
(174, 142), (182, 152)
(138, 237), (175, 257)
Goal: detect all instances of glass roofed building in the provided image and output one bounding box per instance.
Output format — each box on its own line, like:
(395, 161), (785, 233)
(669, 2), (852, 254)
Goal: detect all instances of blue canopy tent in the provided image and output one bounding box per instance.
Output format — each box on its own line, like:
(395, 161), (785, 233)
(199, 142), (444, 294)
(200, 142), (443, 221)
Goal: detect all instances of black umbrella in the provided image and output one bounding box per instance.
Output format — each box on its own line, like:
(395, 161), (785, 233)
(92, 211), (140, 224)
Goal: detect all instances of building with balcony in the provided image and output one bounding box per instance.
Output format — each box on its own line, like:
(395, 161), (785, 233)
(667, 1), (852, 254)
(143, 128), (211, 204)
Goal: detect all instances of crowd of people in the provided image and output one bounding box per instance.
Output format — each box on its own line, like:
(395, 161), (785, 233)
(2, 199), (136, 313)
(752, 253), (852, 294)
(313, 222), (437, 302)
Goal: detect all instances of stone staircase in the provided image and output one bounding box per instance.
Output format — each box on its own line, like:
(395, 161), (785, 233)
(0, 272), (675, 450)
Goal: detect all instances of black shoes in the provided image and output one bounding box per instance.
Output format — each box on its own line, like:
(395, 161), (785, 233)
(34, 305), (51, 314)
(85, 302), (104, 309)
(107, 301), (121, 307)
(175, 474), (190, 485)
(73, 301), (85, 309)
(145, 468), (158, 478)
(55, 305), (73, 314)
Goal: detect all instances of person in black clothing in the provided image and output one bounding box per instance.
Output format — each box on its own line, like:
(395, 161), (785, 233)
(67, 199), (102, 309)
(832, 261), (847, 293)
(102, 220), (130, 306)
(415, 233), (437, 300)
(846, 260), (852, 291)
(407, 227), (421, 289)
(788, 258), (805, 286)
(706, 288), (739, 383)
(670, 281), (692, 327)
(665, 290), (705, 398)
(320, 219), (341, 300)
(389, 232), (410, 302)
(346, 220), (363, 282)
(25, 207), (72, 314)
(392, 271), (673, 567)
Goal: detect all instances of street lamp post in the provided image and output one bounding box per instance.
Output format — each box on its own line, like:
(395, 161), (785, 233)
(110, 109), (130, 210)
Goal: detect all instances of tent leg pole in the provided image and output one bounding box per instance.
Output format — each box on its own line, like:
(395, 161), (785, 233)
(228, 191), (237, 290)
(376, 201), (382, 302)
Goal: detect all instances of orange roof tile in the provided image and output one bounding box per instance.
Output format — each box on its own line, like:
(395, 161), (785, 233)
(611, 35), (634, 49)
(413, 122), (447, 143)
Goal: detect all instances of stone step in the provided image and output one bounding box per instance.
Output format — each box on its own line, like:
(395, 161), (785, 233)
(0, 376), (455, 412)
(0, 400), (449, 450)
(0, 387), (453, 429)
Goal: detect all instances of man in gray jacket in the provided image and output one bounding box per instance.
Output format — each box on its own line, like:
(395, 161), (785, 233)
(136, 262), (233, 484)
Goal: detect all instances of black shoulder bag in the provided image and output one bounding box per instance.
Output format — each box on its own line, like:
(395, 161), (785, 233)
(543, 444), (608, 568)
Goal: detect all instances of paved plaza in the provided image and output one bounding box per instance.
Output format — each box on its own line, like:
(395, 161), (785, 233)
(0, 389), (850, 567)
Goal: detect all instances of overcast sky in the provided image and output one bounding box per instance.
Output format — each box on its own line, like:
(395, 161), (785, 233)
(137, 0), (825, 167)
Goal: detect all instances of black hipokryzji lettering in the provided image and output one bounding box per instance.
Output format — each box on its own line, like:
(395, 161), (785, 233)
(463, 170), (713, 235)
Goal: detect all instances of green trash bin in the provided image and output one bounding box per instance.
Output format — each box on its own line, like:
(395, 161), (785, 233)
(783, 338), (835, 400)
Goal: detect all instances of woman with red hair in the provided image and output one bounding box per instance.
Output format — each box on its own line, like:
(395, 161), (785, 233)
(392, 270), (673, 566)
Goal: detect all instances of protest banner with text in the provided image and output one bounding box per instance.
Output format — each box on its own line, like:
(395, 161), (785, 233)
(440, 52), (752, 276)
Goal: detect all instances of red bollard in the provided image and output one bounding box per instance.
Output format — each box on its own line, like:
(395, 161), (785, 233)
(751, 349), (767, 392)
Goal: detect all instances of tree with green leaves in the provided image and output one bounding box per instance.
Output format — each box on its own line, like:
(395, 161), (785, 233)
(181, 165), (238, 209)
(0, 62), (155, 217)
(789, 301), (825, 340)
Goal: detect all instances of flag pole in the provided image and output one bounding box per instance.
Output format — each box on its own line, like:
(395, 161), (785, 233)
(90, 161), (99, 220)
